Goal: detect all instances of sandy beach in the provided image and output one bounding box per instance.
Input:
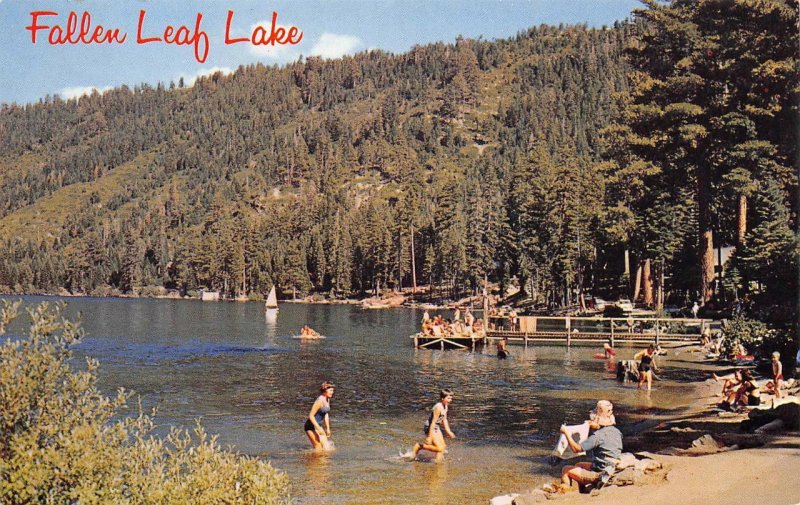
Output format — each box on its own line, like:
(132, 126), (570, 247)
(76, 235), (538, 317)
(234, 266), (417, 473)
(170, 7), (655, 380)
(499, 349), (800, 505)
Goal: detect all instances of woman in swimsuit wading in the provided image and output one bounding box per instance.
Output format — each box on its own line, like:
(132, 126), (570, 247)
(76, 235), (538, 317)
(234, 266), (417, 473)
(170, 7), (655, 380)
(305, 381), (335, 450)
(406, 389), (456, 461)
(635, 345), (657, 391)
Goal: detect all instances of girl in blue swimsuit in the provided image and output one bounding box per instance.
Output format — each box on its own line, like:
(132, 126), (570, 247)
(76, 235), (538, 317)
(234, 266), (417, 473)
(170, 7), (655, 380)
(305, 381), (335, 450)
(407, 389), (456, 461)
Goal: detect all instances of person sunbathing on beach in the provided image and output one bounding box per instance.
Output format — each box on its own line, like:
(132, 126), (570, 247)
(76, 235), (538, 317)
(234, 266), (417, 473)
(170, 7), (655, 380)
(557, 400), (622, 493)
(712, 370), (742, 397)
(305, 381), (335, 450)
(720, 370), (760, 410)
(404, 389), (456, 462)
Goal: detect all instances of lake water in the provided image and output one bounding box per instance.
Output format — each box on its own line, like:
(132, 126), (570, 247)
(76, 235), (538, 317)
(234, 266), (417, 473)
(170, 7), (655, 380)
(1, 296), (704, 504)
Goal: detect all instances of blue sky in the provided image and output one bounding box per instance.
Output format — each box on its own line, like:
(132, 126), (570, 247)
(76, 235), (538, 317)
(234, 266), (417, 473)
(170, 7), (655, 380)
(0, 0), (640, 105)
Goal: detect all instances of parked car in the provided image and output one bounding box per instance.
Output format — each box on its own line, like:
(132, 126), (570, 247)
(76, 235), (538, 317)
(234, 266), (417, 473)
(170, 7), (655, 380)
(593, 297), (609, 311)
(616, 298), (634, 313)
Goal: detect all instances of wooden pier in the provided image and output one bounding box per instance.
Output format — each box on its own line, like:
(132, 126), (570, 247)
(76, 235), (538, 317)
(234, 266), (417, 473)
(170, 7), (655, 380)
(412, 332), (486, 350)
(486, 316), (711, 347)
(411, 315), (712, 350)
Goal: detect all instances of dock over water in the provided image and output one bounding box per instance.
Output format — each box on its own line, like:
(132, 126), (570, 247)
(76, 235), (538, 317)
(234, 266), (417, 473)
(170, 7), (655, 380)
(413, 315), (711, 349)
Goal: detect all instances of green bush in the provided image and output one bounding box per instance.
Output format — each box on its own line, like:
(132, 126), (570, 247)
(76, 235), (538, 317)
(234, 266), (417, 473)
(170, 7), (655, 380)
(721, 315), (796, 377)
(0, 302), (291, 504)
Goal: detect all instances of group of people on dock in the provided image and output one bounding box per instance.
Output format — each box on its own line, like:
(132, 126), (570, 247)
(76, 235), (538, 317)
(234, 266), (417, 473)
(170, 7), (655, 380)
(420, 309), (483, 338)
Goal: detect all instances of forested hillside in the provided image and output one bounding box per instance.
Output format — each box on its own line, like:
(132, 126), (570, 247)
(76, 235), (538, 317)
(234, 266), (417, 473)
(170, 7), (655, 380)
(0, 1), (797, 326)
(0, 23), (633, 302)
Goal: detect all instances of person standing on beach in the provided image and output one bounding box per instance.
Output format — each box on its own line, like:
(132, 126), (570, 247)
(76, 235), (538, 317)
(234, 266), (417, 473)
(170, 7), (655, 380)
(771, 352), (783, 399)
(635, 345), (658, 391)
(558, 400), (622, 492)
(405, 389), (456, 461)
(305, 381), (335, 450)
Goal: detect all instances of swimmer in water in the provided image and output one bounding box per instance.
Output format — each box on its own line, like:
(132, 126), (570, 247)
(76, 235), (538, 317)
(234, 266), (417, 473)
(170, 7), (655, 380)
(300, 325), (321, 338)
(497, 339), (510, 359)
(305, 381), (335, 450)
(405, 389), (456, 461)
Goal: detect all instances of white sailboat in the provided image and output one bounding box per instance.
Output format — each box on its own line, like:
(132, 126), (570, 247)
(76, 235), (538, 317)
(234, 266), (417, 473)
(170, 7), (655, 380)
(265, 286), (279, 312)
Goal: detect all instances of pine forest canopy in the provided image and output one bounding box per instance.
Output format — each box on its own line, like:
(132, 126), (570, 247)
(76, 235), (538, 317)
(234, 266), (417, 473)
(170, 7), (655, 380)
(0, 2), (796, 327)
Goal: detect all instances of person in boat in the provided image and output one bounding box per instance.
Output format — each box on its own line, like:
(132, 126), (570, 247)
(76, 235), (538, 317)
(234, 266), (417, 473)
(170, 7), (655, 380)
(497, 339), (510, 359)
(406, 389), (456, 461)
(557, 400), (622, 493)
(635, 345), (658, 391)
(300, 325), (321, 338)
(422, 310), (431, 324)
(305, 381), (335, 450)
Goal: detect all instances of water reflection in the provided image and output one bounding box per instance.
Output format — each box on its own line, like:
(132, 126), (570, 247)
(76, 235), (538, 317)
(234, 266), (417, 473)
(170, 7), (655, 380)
(0, 296), (702, 505)
(302, 451), (334, 504)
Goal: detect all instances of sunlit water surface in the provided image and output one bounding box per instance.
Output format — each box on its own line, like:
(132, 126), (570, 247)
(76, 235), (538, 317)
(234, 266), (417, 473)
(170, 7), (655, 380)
(2, 297), (705, 504)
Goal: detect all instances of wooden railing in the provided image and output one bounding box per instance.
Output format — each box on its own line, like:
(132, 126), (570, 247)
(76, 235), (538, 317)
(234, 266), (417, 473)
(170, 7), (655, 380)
(486, 315), (711, 346)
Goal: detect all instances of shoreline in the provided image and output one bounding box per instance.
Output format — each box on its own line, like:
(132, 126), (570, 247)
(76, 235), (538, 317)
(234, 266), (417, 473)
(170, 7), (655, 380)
(497, 351), (800, 505)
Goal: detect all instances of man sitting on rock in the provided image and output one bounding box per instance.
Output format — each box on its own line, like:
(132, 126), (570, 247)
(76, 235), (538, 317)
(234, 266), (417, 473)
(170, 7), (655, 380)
(559, 400), (623, 492)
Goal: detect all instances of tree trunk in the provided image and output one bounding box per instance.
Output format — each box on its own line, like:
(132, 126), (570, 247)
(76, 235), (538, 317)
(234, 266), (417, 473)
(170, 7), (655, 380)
(737, 194), (747, 248)
(410, 225), (417, 296)
(642, 258), (654, 306)
(633, 261), (642, 302)
(624, 248), (631, 291)
(697, 165), (715, 302)
(656, 259), (665, 310)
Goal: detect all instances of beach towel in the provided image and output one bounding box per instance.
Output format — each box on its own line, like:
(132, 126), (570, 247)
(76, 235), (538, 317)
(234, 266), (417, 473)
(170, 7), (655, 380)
(552, 422), (590, 459)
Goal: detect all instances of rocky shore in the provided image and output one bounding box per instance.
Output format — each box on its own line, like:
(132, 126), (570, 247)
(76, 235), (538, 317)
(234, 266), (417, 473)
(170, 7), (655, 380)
(493, 353), (800, 505)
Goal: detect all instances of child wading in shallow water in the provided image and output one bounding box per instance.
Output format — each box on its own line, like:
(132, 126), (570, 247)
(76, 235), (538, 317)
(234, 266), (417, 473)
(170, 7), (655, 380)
(404, 389), (456, 461)
(305, 381), (335, 450)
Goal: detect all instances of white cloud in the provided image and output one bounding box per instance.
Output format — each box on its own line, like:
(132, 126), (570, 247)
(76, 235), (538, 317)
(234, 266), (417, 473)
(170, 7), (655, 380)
(246, 20), (299, 60)
(310, 33), (363, 60)
(59, 85), (113, 100)
(176, 66), (233, 87)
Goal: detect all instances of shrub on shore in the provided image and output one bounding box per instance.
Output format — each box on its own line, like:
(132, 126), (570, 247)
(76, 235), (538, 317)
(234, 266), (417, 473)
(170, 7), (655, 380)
(0, 301), (290, 504)
(721, 315), (796, 377)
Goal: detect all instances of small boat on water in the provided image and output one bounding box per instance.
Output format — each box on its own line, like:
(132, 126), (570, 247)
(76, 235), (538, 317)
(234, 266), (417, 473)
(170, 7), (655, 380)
(294, 325), (324, 339)
(265, 286), (279, 312)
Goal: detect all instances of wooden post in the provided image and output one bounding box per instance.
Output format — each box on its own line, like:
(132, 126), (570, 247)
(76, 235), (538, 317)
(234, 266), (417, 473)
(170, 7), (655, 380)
(440, 340), (444, 351)
(414, 334), (418, 349)
(482, 275), (489, 331)
(610, 321), (615, 347)
(655, 319), (661, 346)
(566, 316), (571, 347)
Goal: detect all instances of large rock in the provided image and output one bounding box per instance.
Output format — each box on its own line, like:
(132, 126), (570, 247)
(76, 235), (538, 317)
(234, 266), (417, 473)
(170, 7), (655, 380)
(744, 399), (800, 432)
